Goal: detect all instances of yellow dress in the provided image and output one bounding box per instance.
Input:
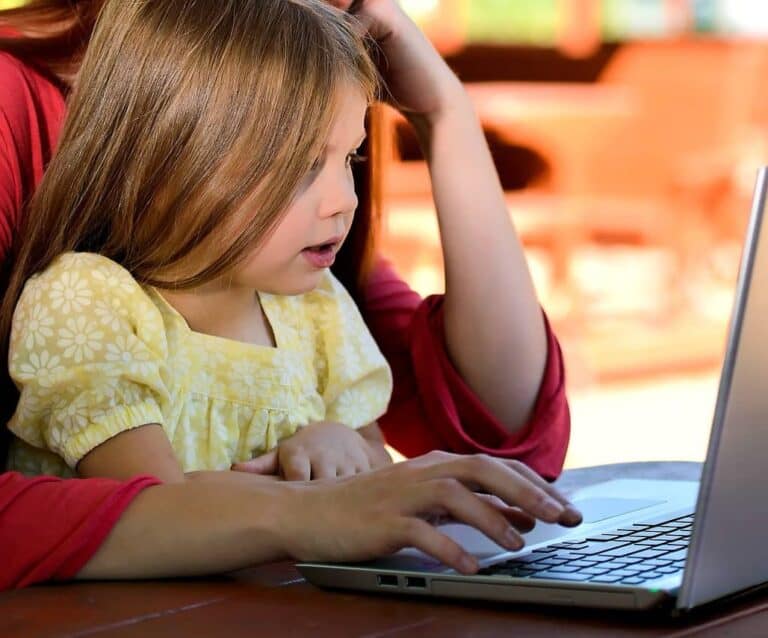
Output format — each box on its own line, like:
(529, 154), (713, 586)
(7, 252), (393, 477)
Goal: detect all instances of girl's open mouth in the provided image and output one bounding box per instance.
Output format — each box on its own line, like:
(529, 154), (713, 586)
(302, 240), (339, 269)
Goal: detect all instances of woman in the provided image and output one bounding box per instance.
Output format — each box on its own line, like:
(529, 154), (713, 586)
(0, 0), (569, 478)
(0, 0), (579, 590)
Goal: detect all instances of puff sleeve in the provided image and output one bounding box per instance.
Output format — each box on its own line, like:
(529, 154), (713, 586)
(8, 253), (171, 469)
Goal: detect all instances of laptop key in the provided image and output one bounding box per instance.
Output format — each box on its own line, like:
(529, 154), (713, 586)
(589, 575), (623, 583)
(555, 551), (591, 561)
(602, 545), (647, 558)
(640, 571), (664, 580)
(569, 541), (631, 556)
(637, 540), (669, 548)
(621, 577), (647, 585)
(628, 549), (668, 560)
(658, 566), (682, 574)
(612, 556), (643, 565)
(528, 561), (566, 570)
(607, 569), (644, 578)
(528, 571), (592, 582)
(529, 546), (559, 554)
(543, 565), (582, 574)
(585, 534), (623, 542)
(567, 560), (599, 568)
(599, 561), (636, 570)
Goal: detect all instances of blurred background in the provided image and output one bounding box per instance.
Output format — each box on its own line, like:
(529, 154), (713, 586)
(381, 0), (768, 468)
(3, 0), (767, 468)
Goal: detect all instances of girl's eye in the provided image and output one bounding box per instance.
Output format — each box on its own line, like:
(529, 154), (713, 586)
(345, 152), (367, 168)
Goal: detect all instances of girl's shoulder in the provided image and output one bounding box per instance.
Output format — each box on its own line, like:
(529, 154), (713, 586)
(19, 252), (152, 319)
(32, 251), (137, 286)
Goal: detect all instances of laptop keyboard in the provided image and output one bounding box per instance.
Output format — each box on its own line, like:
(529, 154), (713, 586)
(478, 513), (693, 586)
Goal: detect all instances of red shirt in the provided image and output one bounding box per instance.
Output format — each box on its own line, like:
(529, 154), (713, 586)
(0, 472), (159, 590)
(0, 50), (569, 588)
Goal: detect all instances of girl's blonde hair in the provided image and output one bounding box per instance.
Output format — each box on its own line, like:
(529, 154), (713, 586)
(16, 0), (376, 285)
(0, 0), (379, 445)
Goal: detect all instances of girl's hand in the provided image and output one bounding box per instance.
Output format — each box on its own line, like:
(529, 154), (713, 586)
(278, 451), (583, 573)
(232, 421), (392, 480)
(328, 0), (465, 121)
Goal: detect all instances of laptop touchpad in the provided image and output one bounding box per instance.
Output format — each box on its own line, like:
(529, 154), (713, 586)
(572, 497), (665, 524)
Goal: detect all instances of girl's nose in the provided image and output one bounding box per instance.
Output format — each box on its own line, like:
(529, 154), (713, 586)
(319, 171), (358, 219)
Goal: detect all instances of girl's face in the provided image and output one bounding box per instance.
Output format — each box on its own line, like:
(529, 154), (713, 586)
(231, 84), (368, 295)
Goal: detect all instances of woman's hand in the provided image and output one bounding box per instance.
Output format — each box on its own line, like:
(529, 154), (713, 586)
(277, 451), (583, 574)
(79, 451), (581, 581)
(328, 0), (465, 121)
(232, 421), (392, 480)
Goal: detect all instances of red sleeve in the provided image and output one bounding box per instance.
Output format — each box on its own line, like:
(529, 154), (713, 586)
(0, 52), (65, 266)
(361, 258), (569, 480)
(0, 472), (161, 590)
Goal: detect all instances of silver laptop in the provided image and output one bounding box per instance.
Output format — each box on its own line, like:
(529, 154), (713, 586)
(298, 166), (768, 612)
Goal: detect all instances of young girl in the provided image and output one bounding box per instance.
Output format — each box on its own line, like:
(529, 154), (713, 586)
(3, 0), (396, 481)
(1, 0), (571, 483)
(0, 0), (584, 584)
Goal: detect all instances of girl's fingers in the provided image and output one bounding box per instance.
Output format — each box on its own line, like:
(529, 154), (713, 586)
(282, 454), (311, 482)
(231, 450), (278, 475)
(313, 462), (338, 480)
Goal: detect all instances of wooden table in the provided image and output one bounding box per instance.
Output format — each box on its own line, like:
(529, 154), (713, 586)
(5, 462), (768, 637)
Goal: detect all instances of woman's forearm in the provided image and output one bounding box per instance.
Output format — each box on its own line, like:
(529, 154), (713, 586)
(77, 453), (583, 582)
(77, 472), (290, 580)
(410, 94), (548, 433)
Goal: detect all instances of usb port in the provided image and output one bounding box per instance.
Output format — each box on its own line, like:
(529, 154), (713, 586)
(377, 574), (398, 587)
(405, 576), (427, 589)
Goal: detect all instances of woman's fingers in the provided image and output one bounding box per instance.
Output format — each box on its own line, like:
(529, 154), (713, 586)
(406, 479), (525, 552)
(418, 453), (578, 525)
(503, 460), (582, 526)
(475, 495), (537, 533)
(393, 517), (478, 575)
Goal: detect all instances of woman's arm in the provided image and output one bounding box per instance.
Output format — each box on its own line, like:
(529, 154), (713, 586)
(340, 1), (548, 433)
(79, 452), (582, 582)
(413, 96), (547, 433)
(362, 263), (569, 479)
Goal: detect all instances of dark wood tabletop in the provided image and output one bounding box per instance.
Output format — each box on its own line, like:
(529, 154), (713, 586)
(6, 461), (768, 638)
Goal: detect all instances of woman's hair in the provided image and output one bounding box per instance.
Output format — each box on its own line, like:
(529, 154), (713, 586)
(0, 0), (383, 460)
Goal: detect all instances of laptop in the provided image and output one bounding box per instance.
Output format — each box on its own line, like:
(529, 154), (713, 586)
(298, 166), (768, 612)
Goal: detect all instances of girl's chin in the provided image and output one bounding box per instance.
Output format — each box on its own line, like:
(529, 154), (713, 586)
(253, 272), (324, 296)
